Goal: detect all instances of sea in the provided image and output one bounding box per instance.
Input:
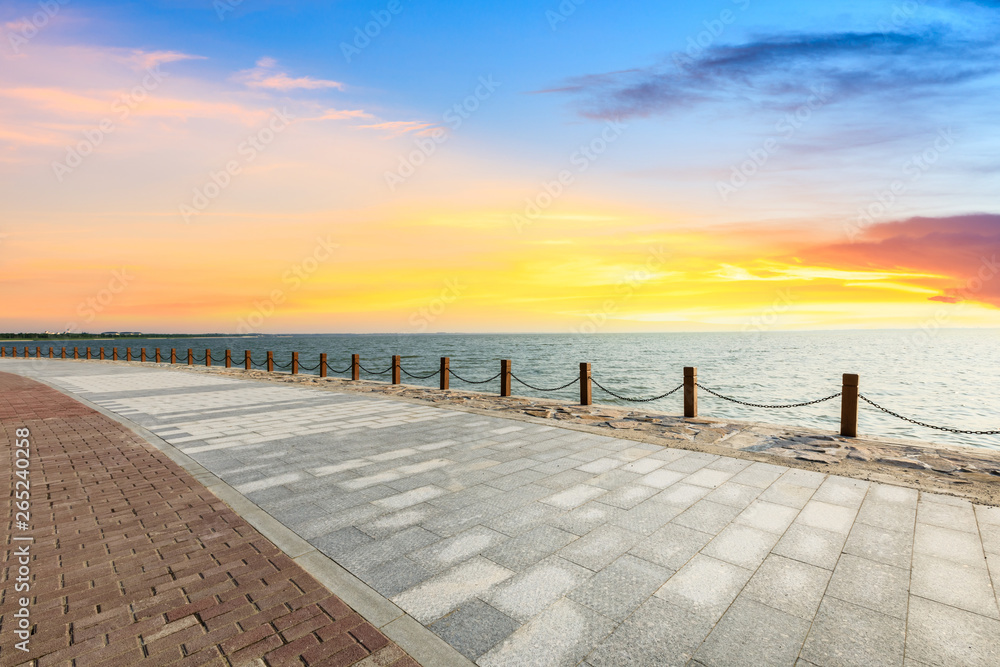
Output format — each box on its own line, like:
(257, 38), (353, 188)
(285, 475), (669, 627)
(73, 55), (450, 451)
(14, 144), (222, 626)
(6, 330), (999, 451)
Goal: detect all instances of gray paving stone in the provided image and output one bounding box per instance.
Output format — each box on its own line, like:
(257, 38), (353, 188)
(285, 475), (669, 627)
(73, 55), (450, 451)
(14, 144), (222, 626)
(586, 597), (715, 667)
(913, 522), (986, 566)
(559, 524), (645, 571)
(917, 497), (978, 533)
(743, 553), (830, 620)
(772, 523), (848, 570)
(586, 469), (642, 491)
(684, 468), (734, 489)
(550, 501), (625, 536)
(910, 552), (999, 619)
(599, 484), (659, 509)
(339, 525), (441, 573)
(485, 501), (565, 537)
(482, 524), (578, 571)
(651, 483), (711, 509)
(429, 600), (519, 661)
(672, 500), (743, 536)
(485, 555), (593, 622)
(310, 526), (374, 560)
(733, 500), (799, 535)
(905, 595), (1000, 667)
(629, 523), (713, 571)
(780, 468), (826, 489)
(758, 481), (816, 509)
(729, 461), (787, 489)
(702, 523), (780, 570)
(664, 454), (716, 473)
(478, 598), (616, 667)
(409, 525), (508, 573)
(355, 555), (434, 598)
(610, 499), (683, 536)
(704, 482), (762, 510)
(800, 596), (905, 667)
(795, 500), (858, 535)
(811, 476), (869, 508)
(542, 483), (608, 510)
(843, 522), (913, 569)
(357, 504), (437, 539)
(654, 555), (753, 621)
(693, 596), (810, 667)
(568, 554), (674, 621)
(621, 457), (667, 474)
(391, 556), (514, 624)
(827, 553), (909, 619)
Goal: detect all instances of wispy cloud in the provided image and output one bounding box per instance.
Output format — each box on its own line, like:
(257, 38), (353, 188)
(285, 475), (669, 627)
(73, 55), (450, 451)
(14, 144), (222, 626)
(112, 49), (205, 71)
(545, 30), (998, 120)
(236, 57), (344, 92)
(358, 120), (437, 138)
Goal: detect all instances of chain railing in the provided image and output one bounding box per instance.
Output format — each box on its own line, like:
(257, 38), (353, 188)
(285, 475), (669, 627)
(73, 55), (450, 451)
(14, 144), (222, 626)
(7, 346), (998, 440)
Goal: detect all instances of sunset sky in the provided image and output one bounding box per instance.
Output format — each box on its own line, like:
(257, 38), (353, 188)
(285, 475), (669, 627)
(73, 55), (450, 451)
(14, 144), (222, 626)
(1, 0), (999, 334)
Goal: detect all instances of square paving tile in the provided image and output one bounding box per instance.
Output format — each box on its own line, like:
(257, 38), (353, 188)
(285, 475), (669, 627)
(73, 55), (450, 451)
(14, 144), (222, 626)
(913, 522), (986, 566)
(672, 500), (743, 536)
(693, 596), (811, 667)
(772, 523), (847, 571)
(629, 522), (712, 571)
(429, 600), (519, 661)
(568, 554), (674, 621)
(800, 596), (905, 667)
(586, 597), (715, 667)
(701, 524), (780, 570)
(842, 522), (913, 569)
(485, 555), (593, 622)
(905, 595), (1000, 667)
(482, 524), (579, 571)
(654, 554), (753, 621)
(390, 556), (514, 624)
(743, 554), (831, 620)
(559, 524), (645, 571)
(795, 500), (858, 535)
(734, 500), (799, 535)
(910, 552), (999, 619)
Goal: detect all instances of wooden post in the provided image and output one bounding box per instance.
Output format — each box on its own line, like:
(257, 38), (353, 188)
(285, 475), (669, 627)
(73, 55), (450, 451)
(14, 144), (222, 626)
(320, 353), (327, 378)
(98, 348), (104, 360)
(0, 346), (4, 357)
(86, 347), (91, 360)
(155, 348), (161, 363)
(580, 362), (592, 406)
(126, 348), (131, 362)
(62, 347), (67, 359)
(23, 346), (28, 356)
(225, 349), (232, 368)
(140, 348), (146, 363)
(292, 352), (299, 375)
(244, 350), (251, 370)
(10, 347), (15, 358)
(73, 347), (79, 360)
(351, 354), (360, 381)
(267, 351), (274, 373)
(684, 367), (698, 418)
(187, 349), (193, 365)
(205, 349), (211, 367)
(841, 374), (860, 438)
(501, 360), (512, 397)
(440, 357), (450, 390)
(170, 348), (177, 364)
(392, 355), (401, 384)
(37, 347), (42, 358)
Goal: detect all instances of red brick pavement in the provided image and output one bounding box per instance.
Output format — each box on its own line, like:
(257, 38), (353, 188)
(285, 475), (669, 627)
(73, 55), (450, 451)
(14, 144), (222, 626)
(0, 371), (419, 667)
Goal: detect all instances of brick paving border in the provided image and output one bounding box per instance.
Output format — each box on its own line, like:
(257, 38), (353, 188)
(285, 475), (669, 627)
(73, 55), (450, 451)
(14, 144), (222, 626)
(0, 371), (420, 667)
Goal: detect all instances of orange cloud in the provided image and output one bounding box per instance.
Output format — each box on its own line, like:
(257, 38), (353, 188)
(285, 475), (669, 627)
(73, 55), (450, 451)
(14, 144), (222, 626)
(236, 57), (344, 92)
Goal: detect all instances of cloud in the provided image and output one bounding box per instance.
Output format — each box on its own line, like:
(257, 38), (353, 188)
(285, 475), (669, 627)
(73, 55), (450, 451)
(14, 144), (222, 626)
(800, 214), (1000, 307)
(545, 30), (998, 120)
(112, 49), (205, 71)
(236, 57), (344, 92)
(358, 120), (438, 138)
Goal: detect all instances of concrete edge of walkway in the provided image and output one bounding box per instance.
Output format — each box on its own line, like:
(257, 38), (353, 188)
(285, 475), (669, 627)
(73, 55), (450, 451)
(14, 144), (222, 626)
(29, 373), (476, 667)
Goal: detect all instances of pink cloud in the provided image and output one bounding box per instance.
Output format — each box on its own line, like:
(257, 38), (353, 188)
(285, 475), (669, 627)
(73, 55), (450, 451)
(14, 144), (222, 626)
(236, 57), (344, 92)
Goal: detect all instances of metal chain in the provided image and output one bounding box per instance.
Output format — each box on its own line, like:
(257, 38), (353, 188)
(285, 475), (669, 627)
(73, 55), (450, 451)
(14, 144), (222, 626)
(359, 363), (393, 375)
(859, 394), (1000, 435)
(448, 369), (503, 384)
(299, 362), (322, 372)
(326, 363), (353, 374)
(592, 379), (684, 403)
(511, 374), (580, 392)
(697, 383), (841, 409)
(401, 367), (441, 380)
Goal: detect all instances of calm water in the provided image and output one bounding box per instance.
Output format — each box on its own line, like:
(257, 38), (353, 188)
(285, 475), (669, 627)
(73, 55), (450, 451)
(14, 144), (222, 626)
(8, 330), (999, 450)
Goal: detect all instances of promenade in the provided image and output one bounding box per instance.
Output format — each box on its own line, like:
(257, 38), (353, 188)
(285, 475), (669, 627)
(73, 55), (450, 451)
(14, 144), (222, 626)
(3, 357), (999, 666)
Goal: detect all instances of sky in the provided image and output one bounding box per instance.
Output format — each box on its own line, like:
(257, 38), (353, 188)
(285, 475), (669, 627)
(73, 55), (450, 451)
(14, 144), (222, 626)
(1, 0), (999, 334)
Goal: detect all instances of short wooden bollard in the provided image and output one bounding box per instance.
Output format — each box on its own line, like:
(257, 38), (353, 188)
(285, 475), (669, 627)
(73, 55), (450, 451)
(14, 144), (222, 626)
(244, 350), (251, 370)
(23, 347), (29, 356)
(580, 363), (592, 406)
(684, 367), (698, 418)
(62, 347), (67, 359)
(267, 351), (274, 373)
(73, 347), (79, 359)
(320, 353), (328, 378)
(351, 354), (360, 381)
(10, 347), (15, 358)
(86, 348), (91, 360)
(170, 348), (177, 364)
(440, 357), (450, 390)
(392, 355), (401, 384)
(126, 348), (132, 361)
(187, 349), (193, 365)
(292, 352), (299, 375)
(225, 349), (232, 368)
(36, 347), (42, 358)
(140, 348), (146, 363)
(841, 374), (860, 438)
(501, 360), (512, 397)
(203, 349), (210, 367)
(155, 348), (161, 363)
(98, 348), (104, 360)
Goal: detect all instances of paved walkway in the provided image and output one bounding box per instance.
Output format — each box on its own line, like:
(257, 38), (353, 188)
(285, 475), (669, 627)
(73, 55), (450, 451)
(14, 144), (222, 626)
(0, 370), (417, 667)
(3, 358), (1000, 667)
